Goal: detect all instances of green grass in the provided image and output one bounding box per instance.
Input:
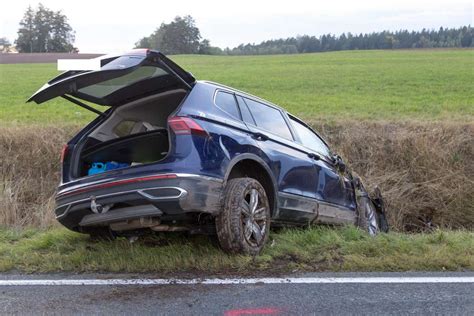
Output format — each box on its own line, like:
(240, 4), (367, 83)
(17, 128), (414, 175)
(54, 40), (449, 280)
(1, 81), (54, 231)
(0, 49), (473, 124)
(1, 226), (472, 273)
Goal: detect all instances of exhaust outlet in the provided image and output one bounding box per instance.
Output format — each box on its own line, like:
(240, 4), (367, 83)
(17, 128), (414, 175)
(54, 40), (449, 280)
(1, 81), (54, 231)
(150, 225), (188, 232)
(110, 217), (160, 231)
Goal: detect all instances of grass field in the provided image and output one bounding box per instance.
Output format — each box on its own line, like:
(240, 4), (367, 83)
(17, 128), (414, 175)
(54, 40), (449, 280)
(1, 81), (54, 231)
(0, 49), (473, 124)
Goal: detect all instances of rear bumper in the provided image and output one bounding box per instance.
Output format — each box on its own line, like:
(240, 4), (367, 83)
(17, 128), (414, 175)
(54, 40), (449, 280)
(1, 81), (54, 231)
(55, 173), (224, 231)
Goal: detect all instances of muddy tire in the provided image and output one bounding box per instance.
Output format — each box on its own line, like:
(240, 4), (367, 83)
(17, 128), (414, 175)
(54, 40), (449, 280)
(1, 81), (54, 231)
(216, 178), (271, 255)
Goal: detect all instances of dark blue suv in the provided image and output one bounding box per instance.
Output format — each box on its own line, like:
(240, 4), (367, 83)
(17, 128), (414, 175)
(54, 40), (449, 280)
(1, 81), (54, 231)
(29, 49), (388, 254)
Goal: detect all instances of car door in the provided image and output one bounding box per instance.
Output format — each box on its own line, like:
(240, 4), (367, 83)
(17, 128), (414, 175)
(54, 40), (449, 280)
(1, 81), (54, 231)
(288, 116), (356, 223)
(236, 96), (319, 224)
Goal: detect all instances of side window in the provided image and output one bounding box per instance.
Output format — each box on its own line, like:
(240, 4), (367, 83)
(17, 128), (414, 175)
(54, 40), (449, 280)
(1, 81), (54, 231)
(215, 91), (241, 119)
(243, 98), (293, 140)
(290, 118), (330, 157)
(236, 96), (256, 125)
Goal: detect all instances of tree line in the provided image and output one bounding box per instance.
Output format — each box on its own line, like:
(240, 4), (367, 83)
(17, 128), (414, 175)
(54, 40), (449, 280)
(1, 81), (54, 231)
(215, 26), (473, 55)
(136, 20), (472, 55)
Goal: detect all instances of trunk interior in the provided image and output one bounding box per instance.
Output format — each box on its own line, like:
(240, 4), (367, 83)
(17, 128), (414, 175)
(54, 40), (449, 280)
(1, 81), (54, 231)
(74, 89), (187, 178)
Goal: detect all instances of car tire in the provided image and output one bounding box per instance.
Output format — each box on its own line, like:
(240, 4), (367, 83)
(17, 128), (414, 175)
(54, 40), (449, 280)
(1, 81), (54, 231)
(354, 178), (389, 235)
(216, 178), (271, 255)
(357, 195), (390, 235)
(357, 197), (380, 236)
(377, 210), (390, 233)
(372, 187), (389, 233)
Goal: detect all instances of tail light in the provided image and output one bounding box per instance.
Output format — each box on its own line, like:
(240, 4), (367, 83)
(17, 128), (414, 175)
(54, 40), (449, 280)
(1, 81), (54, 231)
(168, 116), (208, 137)
(60, 144), (69, 163)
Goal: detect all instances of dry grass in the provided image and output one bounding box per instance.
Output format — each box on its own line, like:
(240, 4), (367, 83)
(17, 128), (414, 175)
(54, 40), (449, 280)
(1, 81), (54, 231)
(1, 121), (473, 231)
(0, 125), (81, 228)
(313, 120), (474, 231)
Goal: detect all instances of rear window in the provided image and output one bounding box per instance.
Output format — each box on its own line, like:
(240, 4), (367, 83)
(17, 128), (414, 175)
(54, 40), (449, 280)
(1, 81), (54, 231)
(215, 91), (241, 119)
(243, 98), (293, 140)
(101, 55), (144, 70)
(78, 65), (168, 99)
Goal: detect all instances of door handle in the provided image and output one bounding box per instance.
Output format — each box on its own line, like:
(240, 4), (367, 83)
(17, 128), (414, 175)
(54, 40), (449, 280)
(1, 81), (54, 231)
(308, 152), (320, 160)
(253, 133), (268, 141)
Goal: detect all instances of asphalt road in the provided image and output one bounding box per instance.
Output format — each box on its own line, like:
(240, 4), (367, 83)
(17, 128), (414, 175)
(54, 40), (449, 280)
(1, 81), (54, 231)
(1, 272), (473, 315)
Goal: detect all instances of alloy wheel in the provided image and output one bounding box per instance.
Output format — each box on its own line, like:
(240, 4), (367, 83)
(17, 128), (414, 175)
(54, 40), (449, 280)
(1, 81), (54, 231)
(241, 188), (268, 246)
(366, 202), (379, 236)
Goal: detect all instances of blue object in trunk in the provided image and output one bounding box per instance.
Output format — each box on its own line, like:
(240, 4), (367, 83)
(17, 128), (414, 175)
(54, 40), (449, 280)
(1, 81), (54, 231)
(105, 161), (130, 171)
(88, 161), (129, 175)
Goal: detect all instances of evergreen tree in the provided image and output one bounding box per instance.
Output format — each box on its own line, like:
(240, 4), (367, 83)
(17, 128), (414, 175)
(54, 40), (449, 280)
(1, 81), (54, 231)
(16, 6), (35, 53)
(15, 4), (75, 53)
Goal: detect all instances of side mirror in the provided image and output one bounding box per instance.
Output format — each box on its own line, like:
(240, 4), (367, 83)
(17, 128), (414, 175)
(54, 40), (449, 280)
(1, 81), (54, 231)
(333, 154), (346, 173)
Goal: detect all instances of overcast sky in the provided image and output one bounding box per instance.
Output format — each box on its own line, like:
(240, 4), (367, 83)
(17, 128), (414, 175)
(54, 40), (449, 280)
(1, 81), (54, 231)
(0, 0), (472, 53)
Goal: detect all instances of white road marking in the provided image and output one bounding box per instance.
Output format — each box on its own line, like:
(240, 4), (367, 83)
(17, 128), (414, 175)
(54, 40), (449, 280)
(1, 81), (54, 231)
(0, 277), (473, 286)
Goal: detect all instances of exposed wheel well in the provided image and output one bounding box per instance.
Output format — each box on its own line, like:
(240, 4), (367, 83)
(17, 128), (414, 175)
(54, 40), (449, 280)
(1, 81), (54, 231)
(227, 159), (276, 216)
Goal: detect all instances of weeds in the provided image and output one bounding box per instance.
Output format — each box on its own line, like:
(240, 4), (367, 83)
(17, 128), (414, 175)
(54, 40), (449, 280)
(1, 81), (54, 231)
(312, 120), (474, 231)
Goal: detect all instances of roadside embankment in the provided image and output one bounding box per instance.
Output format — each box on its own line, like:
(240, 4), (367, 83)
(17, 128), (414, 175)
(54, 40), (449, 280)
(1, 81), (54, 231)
(1, 120), (472, 230)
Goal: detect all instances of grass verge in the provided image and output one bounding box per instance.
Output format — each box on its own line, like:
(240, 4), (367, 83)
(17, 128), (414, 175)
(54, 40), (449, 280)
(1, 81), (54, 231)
(1, 226), (472, 273)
